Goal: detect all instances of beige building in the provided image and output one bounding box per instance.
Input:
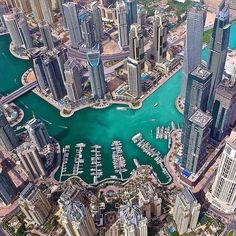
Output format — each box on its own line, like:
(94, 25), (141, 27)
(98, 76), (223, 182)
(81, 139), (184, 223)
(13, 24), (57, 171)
(19, 183), (51, 225)
(208, 130), (236, 213)
(138, 182), (162, 220)
(17, 143), (46, 180)
(106, 204), (148, 236)
(59, 186), (97, 236)
(29, 0), (53, 24)
(173, 187), (200, 235)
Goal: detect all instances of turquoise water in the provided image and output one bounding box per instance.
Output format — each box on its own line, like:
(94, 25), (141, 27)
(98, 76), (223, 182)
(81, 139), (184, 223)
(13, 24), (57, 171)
(0, 22), (235, 184)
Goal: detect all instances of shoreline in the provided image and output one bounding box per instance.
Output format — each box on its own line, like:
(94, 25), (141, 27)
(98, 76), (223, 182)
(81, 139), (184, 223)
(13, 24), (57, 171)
(21, 62), (183, 118)
(9, 42), (29, 60)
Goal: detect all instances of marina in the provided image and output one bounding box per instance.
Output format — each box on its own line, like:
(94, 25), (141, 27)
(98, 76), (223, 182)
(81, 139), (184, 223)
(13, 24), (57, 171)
(132, 133), (171, 180)
(59, 145), (70, 182)
(90, 145), (103, 184)
(111, 140), (127, 180)
(132, 133), (163, 164)
(72, 143), (85, 175)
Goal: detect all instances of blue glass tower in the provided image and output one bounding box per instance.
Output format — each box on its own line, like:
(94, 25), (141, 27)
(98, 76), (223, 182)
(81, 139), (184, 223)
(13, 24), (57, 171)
(87, 50), (106, 99)
(125, 0), (137, 27)
(207, 0), (230, 112)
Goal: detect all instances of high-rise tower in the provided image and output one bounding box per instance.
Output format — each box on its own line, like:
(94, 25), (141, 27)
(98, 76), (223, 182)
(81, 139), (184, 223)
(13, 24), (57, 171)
(116, 0), (129, 49)
(39, 22), (54, 50)
(19, 183), (51, 225)
(64, 59), (83, 102)
(42, 49), (67, 101)
(181, 6), (206, 100)
(0, 108), (18, 151)
(90, 1), (103, 42)
(127, 24), (144, 98)
(63, 2), (83, 49)
(0, 165), (17, 205)
(80, 11), (96, 49)
(209, 130), (236, 213)
(26, 118), (50, 151)
(153, 10), (168, 64)
(211, 79), (236, 141)
(207, 0), (230, 111)
(125, 0), (137, 26)
(87, 50), (106, 99)
(173, 187), (200, 235)
(4, 12), (32, 49)
(17, 143), (46, 180)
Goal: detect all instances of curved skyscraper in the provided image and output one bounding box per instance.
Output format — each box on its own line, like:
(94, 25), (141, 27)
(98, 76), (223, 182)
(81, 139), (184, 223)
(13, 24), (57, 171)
(207, 0), (230, 111)
(87, 50), (106, 99)
(181, 5), (206, 101)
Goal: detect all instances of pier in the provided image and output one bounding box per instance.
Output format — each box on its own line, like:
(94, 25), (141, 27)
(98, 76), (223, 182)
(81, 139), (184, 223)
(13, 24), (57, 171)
(90, 145), (103, 184)
(111, 140), (127, 180)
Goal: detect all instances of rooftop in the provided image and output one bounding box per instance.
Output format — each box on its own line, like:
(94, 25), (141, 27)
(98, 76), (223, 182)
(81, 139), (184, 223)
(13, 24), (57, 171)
(179, 187), (197, 207)
(191, 65), (212, 81)
(189, 109), (212, 128)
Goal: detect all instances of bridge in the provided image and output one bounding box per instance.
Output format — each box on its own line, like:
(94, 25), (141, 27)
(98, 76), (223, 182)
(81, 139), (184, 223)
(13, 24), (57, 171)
(0, 81), (38, 105)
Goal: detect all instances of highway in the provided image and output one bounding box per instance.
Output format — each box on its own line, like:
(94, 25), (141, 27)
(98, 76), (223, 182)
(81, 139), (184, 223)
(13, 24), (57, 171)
(0, 80), (38, 105)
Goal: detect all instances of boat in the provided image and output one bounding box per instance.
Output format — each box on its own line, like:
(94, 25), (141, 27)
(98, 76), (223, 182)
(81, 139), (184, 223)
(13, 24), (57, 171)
(116, 107), (128, 111)
(153, 103), (159, 107)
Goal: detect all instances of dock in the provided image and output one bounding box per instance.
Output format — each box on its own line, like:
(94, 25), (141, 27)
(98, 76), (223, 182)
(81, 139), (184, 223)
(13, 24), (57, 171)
(90, 145), (103, 184)
(111, 140), (127, 180)
(72, 143), (85, 175)
(132, 133), (163, 164)
(59, 145), (70, 182)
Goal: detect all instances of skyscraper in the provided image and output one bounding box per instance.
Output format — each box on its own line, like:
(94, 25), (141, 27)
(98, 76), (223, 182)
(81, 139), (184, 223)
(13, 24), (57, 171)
(64, 59), (83, 102)
(129, 24), (144, 61)
(58, 0), (71, 28)
(19, 183), (51, 225)
(125, 0), (137, 26)
(40, 0), (54, 25)
(182, 109), (212, 174)
(39, 22), (54, 50)
(0, 165), (17, 205)
(127, 24), (144, 98)
(90, 1), (103, 42)
(18, 0), (32, 13)
(173, 187), (200, 235)
(29, 47), (48, 91)
(18, 16), (33, 49)
(183, 66), (212, 122)
(63, 2), (83, 49)
(87, 50), (106, 99)
(153, 10), (168, 64)
(209, 130), (236, 213)
(26, 118), (50, 151)
(0, 108), (18, 151)
(0, 3), (8, 29)
(59, 187), (97, 236)
(29, 0), (44, 22)
(137, 4), (146, 27)
(127, 58), (142, 98)
(211, 79), (236, 141)
(107, 204), (148, 236)
(17, 143), (46, 180)
(80, 11), (96, 48)
(181, 6), (206, 100)
(42, 49), (67, 101)
(30, 0), (53, 24)
(116, 0), (129, 49)
(4, 12), (32, 49)
(207, 0), (231, 111)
